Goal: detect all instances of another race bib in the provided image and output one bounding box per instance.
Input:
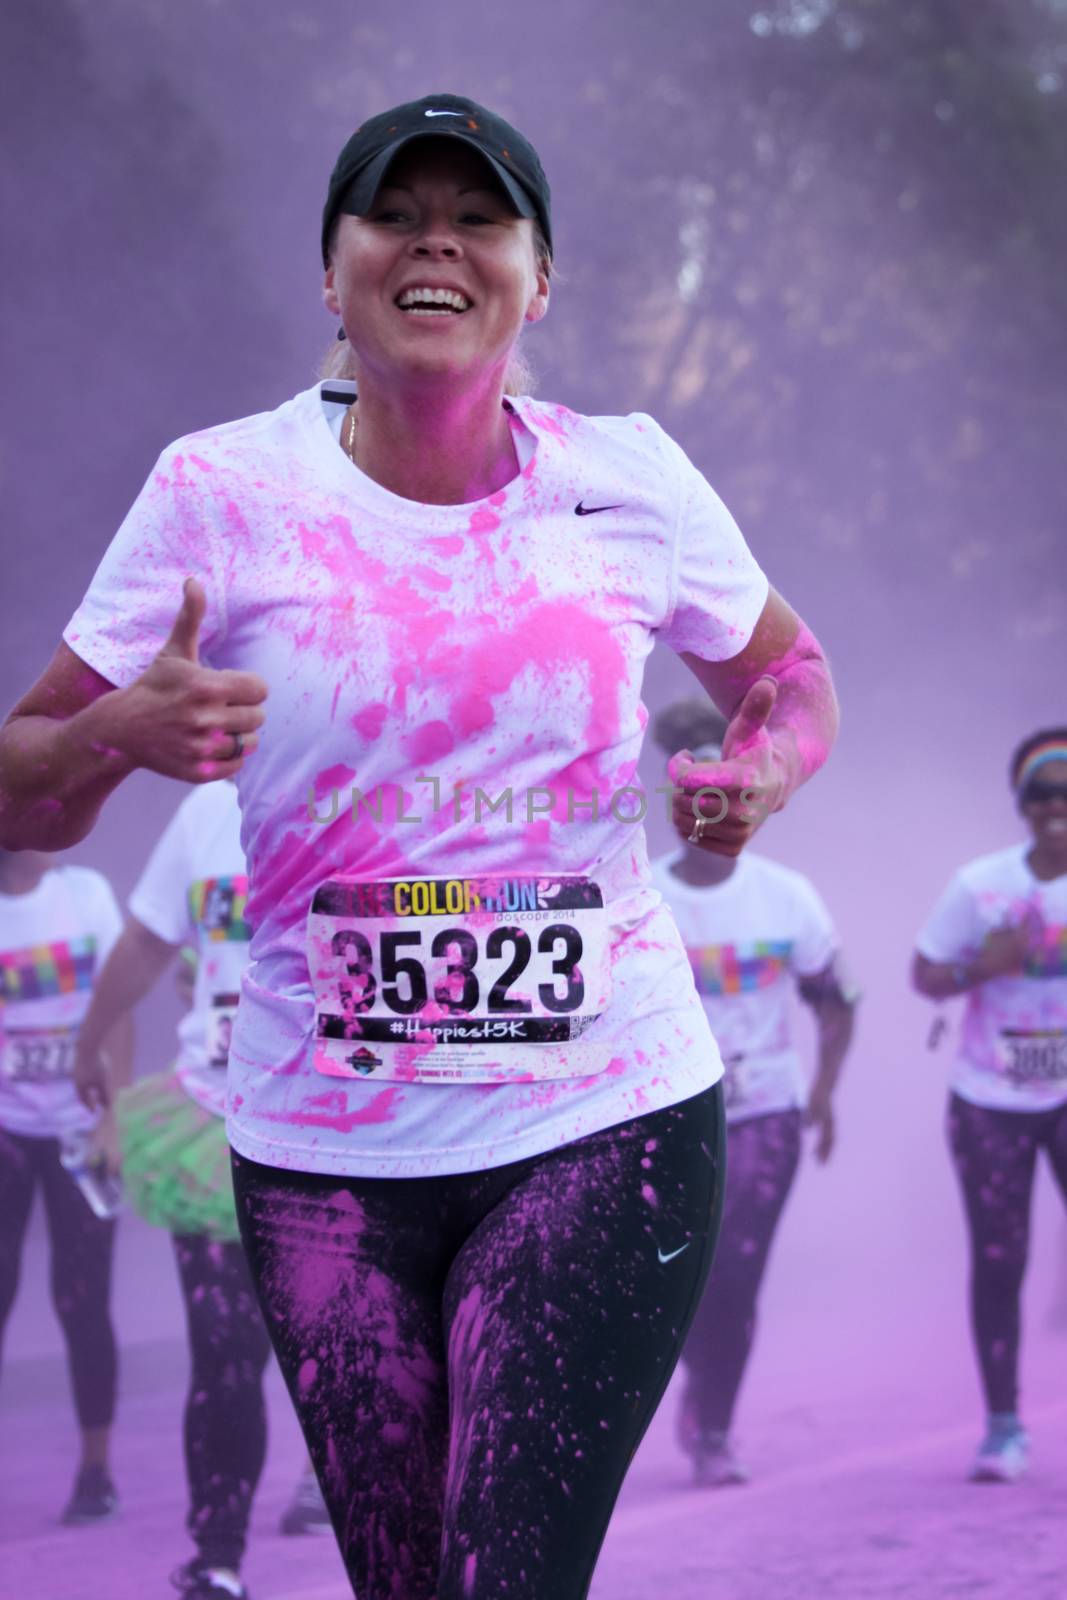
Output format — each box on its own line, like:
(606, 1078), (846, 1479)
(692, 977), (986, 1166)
(0, 1025), (77, 1084)
(307, 874), (613, 1084)
(995, 1029), (1067, 1085)
(206, 991), (240, 1069)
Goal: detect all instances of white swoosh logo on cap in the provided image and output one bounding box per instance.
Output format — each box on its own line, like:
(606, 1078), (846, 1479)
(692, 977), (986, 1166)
(425, 110), (464, 118)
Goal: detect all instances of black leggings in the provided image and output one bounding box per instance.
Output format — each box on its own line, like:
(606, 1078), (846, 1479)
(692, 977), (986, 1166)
(232, 1085), (724, 1600)
(172, 1233), (273, 1571)
(0, 1125), (118, 1430)
(680, 1109), (802, 1434)
(947, 1092), (1067, 1415)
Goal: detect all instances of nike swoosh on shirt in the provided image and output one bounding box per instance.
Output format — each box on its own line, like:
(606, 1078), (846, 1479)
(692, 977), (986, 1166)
(574, 501), (624, 516)
(657, 1242), (691, 1264)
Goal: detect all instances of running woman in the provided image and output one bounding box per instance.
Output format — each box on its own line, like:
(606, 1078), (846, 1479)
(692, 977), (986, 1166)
(650, 700), (856, 1485)
(0, 94), (838, 1599)
(0, 847), (130, 1523)
(75, 780), (324, 1600)
(913, 727), (1067, 1483)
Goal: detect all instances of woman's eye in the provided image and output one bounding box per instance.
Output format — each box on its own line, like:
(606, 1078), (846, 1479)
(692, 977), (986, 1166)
(374, 210), (410, 224)
(459, 213), (494, 226)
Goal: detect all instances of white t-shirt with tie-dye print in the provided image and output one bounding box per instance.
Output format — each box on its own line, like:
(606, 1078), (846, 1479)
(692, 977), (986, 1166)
(128, 781), (250, 1120)
(63, 380), (769, 1178)
(916, 844), (1067, 1112)
(651, 851), (838, 1123)
(0, 867), (123, 1138)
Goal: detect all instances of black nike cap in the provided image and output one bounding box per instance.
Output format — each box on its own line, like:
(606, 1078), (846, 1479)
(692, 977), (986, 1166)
(321, 93), (552, 266)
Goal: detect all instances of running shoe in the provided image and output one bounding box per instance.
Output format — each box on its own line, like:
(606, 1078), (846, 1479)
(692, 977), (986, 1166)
(690, 1430), (750, 1489)
(279, 1467), (333, 1535)
(171, 1561), (249, 1599)
(970, 1420), (1030, 1483)
(60, 1463), (119, 1524)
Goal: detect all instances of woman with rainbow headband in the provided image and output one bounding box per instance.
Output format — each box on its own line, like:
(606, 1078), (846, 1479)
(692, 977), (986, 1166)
(913, 727), (1067, 1483)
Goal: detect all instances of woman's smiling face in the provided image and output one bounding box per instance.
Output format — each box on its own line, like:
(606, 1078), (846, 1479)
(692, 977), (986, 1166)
(323, 139), (550, 389)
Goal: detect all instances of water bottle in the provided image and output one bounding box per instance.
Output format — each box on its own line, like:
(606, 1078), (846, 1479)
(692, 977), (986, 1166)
(59, 1129), (125, 1220)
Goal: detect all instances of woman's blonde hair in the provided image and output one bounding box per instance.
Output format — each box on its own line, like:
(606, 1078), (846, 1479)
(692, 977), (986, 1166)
(321, 224), (553, 398)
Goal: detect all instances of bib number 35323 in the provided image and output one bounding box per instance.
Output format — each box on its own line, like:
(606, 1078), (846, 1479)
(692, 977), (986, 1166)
(307, 875), (612, 1084)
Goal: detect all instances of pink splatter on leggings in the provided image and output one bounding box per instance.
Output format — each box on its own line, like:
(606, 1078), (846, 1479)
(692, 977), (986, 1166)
(231, 1085), (723, 1599)
(947, 1091), (1067, 1414)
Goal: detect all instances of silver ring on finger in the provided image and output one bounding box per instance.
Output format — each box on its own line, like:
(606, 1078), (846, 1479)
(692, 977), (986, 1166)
(227, 731), (245, 761)
(688, 816), (707, 845)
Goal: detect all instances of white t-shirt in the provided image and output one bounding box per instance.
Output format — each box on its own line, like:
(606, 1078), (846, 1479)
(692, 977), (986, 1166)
(129, 783), (249, 1119)
(651, 851), (838, 1122)
(64, 380), (769, 1177)
(0, 867), (123, 1138)
(916, 843), (1067, 1111)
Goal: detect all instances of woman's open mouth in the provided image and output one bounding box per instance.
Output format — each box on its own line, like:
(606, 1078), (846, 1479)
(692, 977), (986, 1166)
(395, 286), (473, 316)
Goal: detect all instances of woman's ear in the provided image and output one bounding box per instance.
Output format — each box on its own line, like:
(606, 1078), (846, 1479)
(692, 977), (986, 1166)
(323, 261), (340, 318)
(525, 265), (551, 325)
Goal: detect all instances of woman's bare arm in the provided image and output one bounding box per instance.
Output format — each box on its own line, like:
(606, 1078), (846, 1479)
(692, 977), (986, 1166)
(668, 588), (839, 856)
(0, 581), (267, 851)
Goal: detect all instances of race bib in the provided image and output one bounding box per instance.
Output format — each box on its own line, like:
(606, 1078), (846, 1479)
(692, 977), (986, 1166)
(206, 991), (240, 1069)
(1, 1025), (77, 1084)
(307, 874), (613, 1084)
(995, 1029), (1067, 1085)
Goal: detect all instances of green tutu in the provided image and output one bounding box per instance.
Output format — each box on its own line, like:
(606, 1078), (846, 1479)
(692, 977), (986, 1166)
(116, 1071), (239, 1242)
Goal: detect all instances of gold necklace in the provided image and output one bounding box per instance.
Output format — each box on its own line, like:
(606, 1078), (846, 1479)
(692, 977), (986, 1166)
(344, 405), (358, 463)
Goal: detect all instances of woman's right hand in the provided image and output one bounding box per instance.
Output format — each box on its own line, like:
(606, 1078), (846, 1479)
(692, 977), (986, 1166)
(103, 579), (268, 782)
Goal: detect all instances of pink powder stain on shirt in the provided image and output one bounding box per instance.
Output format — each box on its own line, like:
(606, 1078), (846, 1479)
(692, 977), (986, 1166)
(427, 533), (465, 557)
(404, 720), (455, 764)
(469, 508), (501, 535)
(534, 407), (574, 446)
(451, 692), (496, 740)
(315, 762), (356, 794)
(282, 1086), (405, 1132)
(352, 702), (389, 739)
(409, 565), (453, 593)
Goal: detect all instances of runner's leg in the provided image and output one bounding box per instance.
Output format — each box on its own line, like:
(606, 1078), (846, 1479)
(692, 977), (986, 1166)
(947, 1093), (1039, 1415)
(231, 1152), (452, 1600)
(38, 1135), (118, 1439)
(679, 1108), (802, 1436)
(438, 1086), (723, 1600)
(172, 1232), (273, 1572)
(0, 1127), (40, 1379)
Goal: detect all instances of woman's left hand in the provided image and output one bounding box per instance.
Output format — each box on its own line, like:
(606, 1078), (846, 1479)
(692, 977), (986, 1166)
(669, 678), (784, 857)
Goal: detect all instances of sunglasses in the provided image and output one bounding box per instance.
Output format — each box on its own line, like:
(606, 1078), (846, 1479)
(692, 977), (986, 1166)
(1020, 780), (1067, 805)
